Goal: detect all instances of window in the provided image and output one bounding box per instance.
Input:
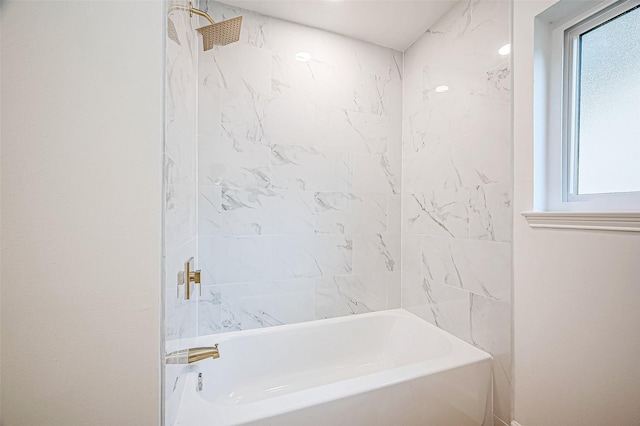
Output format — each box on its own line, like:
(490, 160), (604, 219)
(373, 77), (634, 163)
(535, 0), (640, 213)
(564, 1), (640, 200)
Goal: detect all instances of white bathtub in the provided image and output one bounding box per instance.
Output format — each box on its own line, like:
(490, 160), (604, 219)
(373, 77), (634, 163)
(169, 309), (492, 426)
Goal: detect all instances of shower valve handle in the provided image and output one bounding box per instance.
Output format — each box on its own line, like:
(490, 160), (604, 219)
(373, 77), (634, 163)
(178, 257), (201, 300)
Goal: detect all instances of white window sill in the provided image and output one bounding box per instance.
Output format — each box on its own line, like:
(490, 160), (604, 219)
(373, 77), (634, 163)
(522, 211), (640, 232)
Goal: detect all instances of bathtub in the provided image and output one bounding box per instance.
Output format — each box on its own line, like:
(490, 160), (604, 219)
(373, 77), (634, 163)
(168, 309), (492, 426)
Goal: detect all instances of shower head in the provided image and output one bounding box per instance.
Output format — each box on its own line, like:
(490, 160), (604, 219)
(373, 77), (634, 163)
(167, 2), (242, 51)
(196, 16), (243, 51)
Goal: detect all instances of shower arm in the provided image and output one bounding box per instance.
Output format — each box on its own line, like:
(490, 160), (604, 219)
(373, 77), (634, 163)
(168, 2), (215, 25)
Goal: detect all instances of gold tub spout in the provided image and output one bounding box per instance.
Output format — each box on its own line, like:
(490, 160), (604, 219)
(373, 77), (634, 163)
(166, 344), (220, 364)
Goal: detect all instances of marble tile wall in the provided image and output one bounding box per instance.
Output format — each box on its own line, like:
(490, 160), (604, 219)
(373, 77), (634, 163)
(401, 1), (512, 425)
(196, 1), (403, 335)
(165, 0), (199, 342)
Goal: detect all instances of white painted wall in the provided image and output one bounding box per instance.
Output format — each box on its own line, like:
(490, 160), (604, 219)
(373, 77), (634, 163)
(1, 2), (162, 424)
(513, 1), (640, 425)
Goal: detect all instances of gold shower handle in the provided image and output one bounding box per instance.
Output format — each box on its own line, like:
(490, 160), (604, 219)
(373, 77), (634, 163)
(181, 257), (201, 300)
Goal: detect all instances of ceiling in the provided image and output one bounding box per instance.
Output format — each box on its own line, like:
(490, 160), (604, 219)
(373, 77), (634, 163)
(217, 1), (457, 52)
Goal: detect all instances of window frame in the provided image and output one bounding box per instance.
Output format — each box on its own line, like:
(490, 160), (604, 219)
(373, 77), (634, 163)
(547, 0), (640, 212)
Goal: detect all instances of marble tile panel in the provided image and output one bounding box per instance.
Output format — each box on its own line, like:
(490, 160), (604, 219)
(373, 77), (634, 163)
(270, 235), (353, 281)
(197, 284), (222, 335)
(449, 239), (511, 303)
(220, 89), (271, 146)
(403, 276), (472, 344)
(353, 48), (403, 117)
(404, 190), (469, 238)
(198, 186), (221, 236)
(199, 134), (270, 188)
(387, 271), (401, 309)
(198, 60), (222, 137)
(313, 192), (387, 235)
(271, 51), (354, 109)
(315, 273), (389, 319)
(219, 280), (315, 332)
(264, 97), (329, 149)
(387, 195), (402, 235)
(353, 233), (400, 275)
(219, 186), (277, 235)
(327, 108), (390, 155)
(469, 183), (513, 242)
(199, 235), (270, 284)
(352, 154), (400, 195)
(421, 235), (511, 302)
(421, 235), (461, 288)
(261, 190), (316, 235)
(400, 233), (422, 276)
(269, 144), (351, 192)
(165, 160), (196, 249)
(198, 42), (272, 96)
(471, 294), (512, 423)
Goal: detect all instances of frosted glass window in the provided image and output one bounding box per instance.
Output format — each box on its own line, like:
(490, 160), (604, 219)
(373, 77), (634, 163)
(575, 5), (640, 195)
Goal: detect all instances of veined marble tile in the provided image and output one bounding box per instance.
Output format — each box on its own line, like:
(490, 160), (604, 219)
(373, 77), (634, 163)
(165, 165), (196, 249)
(421, 235), (461, 288)
(327, 109), (390, 155)
(165, 124), (196, 183)
(449, 238), (511, 303)
(353, 233), (400, 274)
(313, 192), (387, 235)
(387, 195), (402, 235)
(261, 190), (316, 235)
(421, 236), (511, 302)
(402, 276), (472, 344)
(264, 97), (329, 148)
(197, 284), (222, 335)
(219, 280), (315, 332)
(269, 144), (351, 192)
(271, 51), (355, 110)
(469, 183), (512, 242)
(221, 89), (272, 146)
(198, 186), (222, 236)
(199, 134), (270, 188)
(199, 235), (270, 284)
(220, 186), (277, 236)
(471, 294), (512, 423)
(198, 43), (272, 96)
(352, 154), (400, 195)
(270, 235), (352, 280)
(198, 81), (222, 137)
(401, 233), (422, 277)
(315, 273), (389, 319)
(220, 187), (317, 236)
(387, 270), (401, 309)
(353, 48), (403, 117)
(404, 190), (469, 238)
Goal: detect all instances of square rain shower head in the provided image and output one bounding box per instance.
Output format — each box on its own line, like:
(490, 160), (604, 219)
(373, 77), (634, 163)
(196, 16), (243, 51)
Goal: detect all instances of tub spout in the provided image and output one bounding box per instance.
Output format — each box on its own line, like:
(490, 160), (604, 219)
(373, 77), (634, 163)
(166, 344), (220, 364)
